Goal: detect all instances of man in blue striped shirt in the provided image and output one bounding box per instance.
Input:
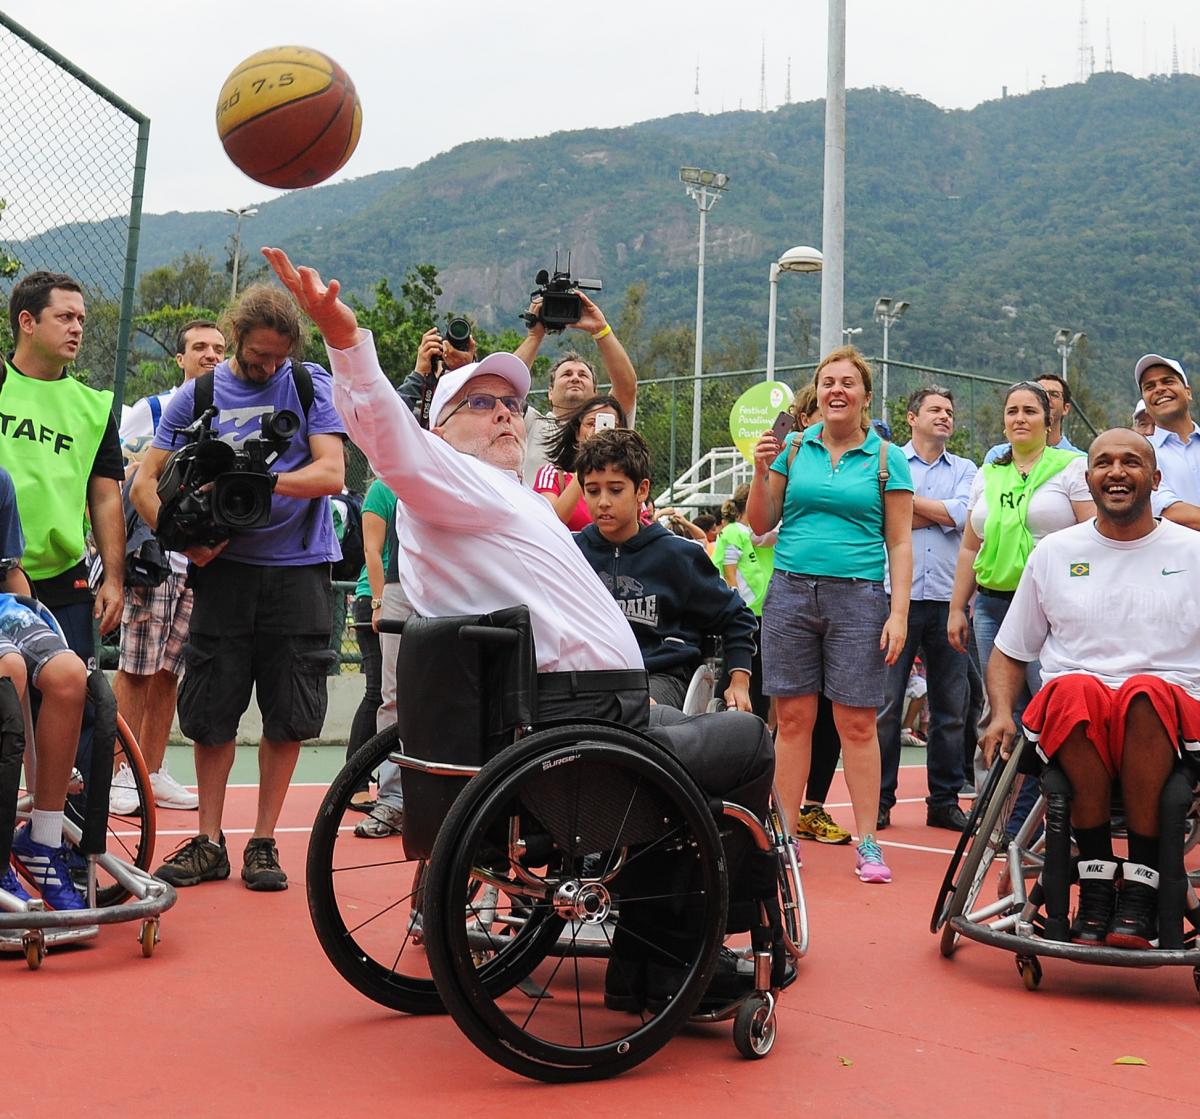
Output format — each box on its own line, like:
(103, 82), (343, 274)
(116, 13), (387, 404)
(877, 387), (978, 831)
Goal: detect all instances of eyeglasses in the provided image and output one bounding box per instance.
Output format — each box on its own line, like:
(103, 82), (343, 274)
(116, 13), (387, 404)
(442, 392), (526, 421)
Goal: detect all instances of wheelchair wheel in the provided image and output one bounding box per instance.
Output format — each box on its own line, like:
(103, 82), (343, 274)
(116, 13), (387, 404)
(62, 715), (155, 908)
(939, 738), (1027, 958)
(306, 726), (565, 1016)
(930, 755), (1006, 934)
(424, 723), (729, 1083)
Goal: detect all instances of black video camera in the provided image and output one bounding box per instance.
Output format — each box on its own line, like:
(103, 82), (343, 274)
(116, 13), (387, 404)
(154, 407), (299, 552)
(520, 254), (602, 333)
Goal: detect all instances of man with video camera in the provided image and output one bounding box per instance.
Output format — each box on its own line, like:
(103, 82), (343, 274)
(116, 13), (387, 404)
(131, 284), (346, 892)
(515, 274), (638, 485)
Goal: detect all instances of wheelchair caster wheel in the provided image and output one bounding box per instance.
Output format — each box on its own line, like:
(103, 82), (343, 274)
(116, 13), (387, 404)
(1016, 955), (1042, 991)
(139, 918), (160, 958)
(733, 994), (776, 1059)
(22, 931), (45, 971)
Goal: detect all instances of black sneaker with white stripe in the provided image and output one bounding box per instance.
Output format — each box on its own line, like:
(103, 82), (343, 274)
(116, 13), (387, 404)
(1069, 858), (1118, 946)
(1106, 863), (1159, 950)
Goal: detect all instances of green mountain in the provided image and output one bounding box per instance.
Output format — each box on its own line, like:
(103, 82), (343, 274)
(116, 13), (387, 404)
(9, 72), (1200, 425)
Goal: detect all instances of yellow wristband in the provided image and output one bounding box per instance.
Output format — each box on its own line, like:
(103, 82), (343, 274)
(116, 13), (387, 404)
(591, 324), (612, 341)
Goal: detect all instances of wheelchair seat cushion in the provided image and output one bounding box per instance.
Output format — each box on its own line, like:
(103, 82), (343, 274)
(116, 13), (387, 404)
(646, 708), (775, 819)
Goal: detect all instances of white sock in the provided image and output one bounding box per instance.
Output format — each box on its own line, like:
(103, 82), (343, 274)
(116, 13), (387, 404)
(30, 809), (65, 848)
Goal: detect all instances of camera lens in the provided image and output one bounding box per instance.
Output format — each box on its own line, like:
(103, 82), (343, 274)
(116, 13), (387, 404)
(445, 316), (472, 351)
(263, 409), (301, 441)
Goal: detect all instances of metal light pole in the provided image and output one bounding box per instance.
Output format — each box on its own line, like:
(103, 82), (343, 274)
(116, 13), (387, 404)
(680, 167), (730, 466)
(874, 296), (910, 420)
(842, 326), (862, 344)
(819, 0), (847, 357)
(766, 245), (823, 381)
(1053, 327), (1084, 380)
(225, 205), (258, 300)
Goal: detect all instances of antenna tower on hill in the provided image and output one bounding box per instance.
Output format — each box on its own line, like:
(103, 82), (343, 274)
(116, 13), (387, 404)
(694, 60), (700, 112)
(759, 39), (767, 111)
(1172, 27), (1180, 75)
(1105, 16), (1113, 72)
(786, 57), (792, 104)
(1078, 2), (1091, 83)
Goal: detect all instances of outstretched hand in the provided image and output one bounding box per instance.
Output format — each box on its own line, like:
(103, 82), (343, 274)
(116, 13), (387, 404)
(261, 247), (359, 350)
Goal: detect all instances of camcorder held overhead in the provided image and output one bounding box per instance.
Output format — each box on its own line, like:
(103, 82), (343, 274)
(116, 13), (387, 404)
(520, 252), (602, 333)
(154, 407), (298, 552)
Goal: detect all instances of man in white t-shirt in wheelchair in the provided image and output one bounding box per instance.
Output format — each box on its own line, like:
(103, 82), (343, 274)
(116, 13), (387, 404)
(981, 428), (1200, 950)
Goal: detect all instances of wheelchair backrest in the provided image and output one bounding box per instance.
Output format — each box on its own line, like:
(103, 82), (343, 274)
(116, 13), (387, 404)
(396, 605), (537, 859)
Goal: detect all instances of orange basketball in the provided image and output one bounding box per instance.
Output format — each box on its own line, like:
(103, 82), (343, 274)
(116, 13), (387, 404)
(216, 46), (362, 189)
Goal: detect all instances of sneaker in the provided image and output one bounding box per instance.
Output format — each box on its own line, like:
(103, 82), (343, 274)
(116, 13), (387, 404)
(10, 825), (86, 910)
(1069, 859), (1118, 946)
(795, 805), (852, 845)
(855, 836), (892, 884)
(1106, 863), (1159, 949)
(154, 833), (230, 887)
(959, 782), (977, 801)
(876, 805), (892, 831)
(242, 837), (288, 892)
(150, 764), (199, 810)
(1, 864), (31, 903)
(109, 763), (141, 816)
(354, 802), (404, 839)
(900, 729), (927, 747)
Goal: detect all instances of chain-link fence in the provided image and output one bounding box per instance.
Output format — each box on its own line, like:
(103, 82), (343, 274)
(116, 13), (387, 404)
(0, 12), (148, 405)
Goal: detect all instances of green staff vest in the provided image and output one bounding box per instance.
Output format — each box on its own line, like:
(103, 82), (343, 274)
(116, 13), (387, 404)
(0, 360), (113, 580)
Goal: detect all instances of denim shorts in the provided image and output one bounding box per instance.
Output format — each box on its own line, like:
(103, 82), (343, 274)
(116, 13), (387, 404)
(760, 571), (891, 708)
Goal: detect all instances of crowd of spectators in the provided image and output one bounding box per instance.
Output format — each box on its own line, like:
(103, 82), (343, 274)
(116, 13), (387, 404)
(3, 257), (1198, 923)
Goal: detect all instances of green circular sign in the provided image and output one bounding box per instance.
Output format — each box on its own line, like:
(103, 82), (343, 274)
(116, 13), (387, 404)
(729, 381), (794, 462)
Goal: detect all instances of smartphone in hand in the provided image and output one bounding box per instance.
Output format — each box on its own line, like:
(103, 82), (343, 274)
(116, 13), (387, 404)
(594, 412), (616, 432)
(770, 411), (796, 443)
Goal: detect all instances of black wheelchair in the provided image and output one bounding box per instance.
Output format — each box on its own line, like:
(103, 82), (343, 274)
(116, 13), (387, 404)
(932, 732), (1200, 992)
(0, 598), (174, 968)
(307, 607), (806, 1082)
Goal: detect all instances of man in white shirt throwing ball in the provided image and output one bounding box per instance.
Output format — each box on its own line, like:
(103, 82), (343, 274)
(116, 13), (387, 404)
(982, 428), (1200, 952)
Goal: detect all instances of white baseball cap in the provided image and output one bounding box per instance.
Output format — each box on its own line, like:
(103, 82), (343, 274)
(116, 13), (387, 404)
(1134, 353), (1189, 390)
(1133, 398), (1147, 418)
(429, 353), (532, 426)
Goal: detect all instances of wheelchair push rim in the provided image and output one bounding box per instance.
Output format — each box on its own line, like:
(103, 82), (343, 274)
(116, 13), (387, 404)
(423, 724), (730, 1083)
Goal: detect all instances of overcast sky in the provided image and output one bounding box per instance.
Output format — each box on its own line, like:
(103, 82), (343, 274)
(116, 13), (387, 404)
(3, 0), (1200, 217)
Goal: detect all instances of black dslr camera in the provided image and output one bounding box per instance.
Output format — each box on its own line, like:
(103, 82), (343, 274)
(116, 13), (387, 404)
(520, 253), (602, 333)
(154, 407), (299, 551)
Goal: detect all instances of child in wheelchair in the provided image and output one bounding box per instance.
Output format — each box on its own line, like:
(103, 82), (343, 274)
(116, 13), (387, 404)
(571, 428), (759, 713)
(0, 489), (90, 911)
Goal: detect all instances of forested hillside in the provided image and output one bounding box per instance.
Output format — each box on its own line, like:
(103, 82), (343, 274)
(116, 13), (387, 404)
(8, 71), (1200, 425)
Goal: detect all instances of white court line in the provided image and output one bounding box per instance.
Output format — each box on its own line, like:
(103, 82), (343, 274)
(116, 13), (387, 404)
(876, 839), (957, 856)
(823, 796), (927, 809)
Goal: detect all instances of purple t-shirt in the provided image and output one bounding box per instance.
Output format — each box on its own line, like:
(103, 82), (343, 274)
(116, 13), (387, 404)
(152, 361), (346, 566)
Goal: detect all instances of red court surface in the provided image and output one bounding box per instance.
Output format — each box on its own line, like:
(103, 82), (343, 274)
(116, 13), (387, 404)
(10, 768), (1198, 1119)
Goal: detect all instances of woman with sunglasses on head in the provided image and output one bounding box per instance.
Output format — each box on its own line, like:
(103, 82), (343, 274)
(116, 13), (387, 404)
(533, 395), (627, 529)
(947, 381), (1093, 744)
(748, 347), (914, 884)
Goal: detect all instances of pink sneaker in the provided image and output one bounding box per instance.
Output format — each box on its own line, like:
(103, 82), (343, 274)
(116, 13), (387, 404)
(855, 837), (892, 884)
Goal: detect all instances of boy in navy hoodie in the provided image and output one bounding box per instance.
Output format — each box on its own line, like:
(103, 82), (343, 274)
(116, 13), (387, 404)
(573, 429), (759, 712)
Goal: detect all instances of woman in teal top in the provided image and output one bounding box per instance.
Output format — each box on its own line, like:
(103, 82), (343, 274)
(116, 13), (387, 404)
(346, 478), (397, 806)
(748, 347), (914, 884)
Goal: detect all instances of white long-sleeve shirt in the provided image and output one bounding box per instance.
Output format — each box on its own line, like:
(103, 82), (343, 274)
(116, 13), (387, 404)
(327, 331), (642, 674)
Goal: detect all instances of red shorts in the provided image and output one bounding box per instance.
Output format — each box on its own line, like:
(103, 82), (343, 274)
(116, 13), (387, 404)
(1021, 673), (1200, 777)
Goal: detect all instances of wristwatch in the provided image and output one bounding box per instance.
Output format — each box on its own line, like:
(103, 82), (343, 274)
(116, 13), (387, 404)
(370, 597), (383, 610)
